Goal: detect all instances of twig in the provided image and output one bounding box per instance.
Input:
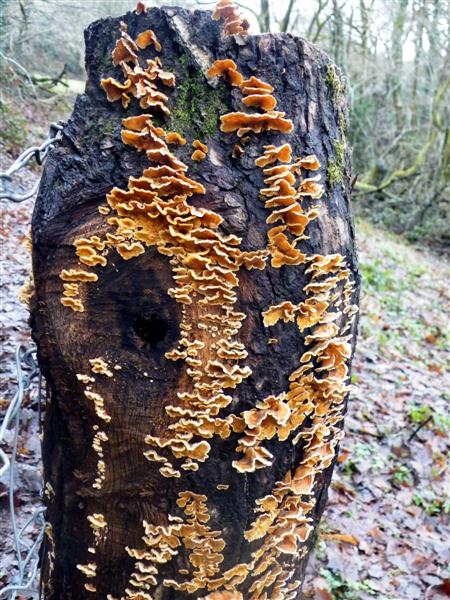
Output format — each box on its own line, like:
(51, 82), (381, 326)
(0, 51), (39, 99)
(32, 65), (68, 90)
(348, 427), (383, 439)
(407, 416), (432, 442)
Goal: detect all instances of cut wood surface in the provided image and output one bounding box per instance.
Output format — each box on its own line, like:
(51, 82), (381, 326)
(31, 4), (359, 599)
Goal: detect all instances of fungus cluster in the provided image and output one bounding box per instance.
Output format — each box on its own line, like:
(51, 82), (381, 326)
(125, 491), (230, 598)
(108, 110), (264, 475)
(77, 513), (107, 594)
(100, 27), (174, 112)
(212, 0), (250, 36)
(256, 145), (323, 268)
(230, 242), (357, 572)
(207, 59), (292, 139)
(205, 50), (358, 594)
(75, 369), (112, 499)
(229, 252), (357, 581)
(60, 268), (98, 312)
(192, 139), (208, 161)
(61, 27), (269, 483)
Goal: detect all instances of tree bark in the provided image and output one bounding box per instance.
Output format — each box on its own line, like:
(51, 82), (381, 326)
(31, 5), (359, 599)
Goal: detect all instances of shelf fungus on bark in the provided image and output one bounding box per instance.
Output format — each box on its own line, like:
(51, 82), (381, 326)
(82, 578), (97, 592)
(136, 29), (161, 52)
(165, 131), (187, 145)
(89, 357), (113, 378)
(101, 77), (134, 108)
(112, 31), (139, 66)
(74, 237), (107, 268)
(262, 301), (297, 327)
(220, 111), (294, 136)
(242, 93), (277, 111)
(212, 0), (250, 36)
(207, 59), (243, 86)
(241, 75), (274, 95)
(60, 269), (98, 282)
(255, 144), (292, 167)
(192, 139), (208, 161)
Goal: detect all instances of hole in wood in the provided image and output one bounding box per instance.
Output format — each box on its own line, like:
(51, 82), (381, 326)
(133, 314), (169, 350)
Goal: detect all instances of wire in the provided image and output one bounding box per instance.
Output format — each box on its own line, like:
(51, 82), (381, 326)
(0, 345), (45, 600)
(0, 122), (64, 202)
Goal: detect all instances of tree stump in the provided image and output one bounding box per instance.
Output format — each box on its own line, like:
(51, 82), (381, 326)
(31, 5), (359, 599)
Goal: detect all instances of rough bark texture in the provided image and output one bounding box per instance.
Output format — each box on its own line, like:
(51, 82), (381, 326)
(31, 6), (359, 599)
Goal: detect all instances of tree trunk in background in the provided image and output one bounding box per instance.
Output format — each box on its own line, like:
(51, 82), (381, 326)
(390, 0), (408, 131)
(331, 0), (346, 71)
(258, 0), (271, 33)
(31, 6), (359, 599)
(411, 0), (424, 124)
(358, 0), (370, 81)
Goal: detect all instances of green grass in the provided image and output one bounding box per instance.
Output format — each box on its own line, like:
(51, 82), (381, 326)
(391, 464), (413, 486)
(413, 492), (450, 516)
(360, 258), (397, 292)
(320, 568), (379, 599)
(0, 98), (28, 152)
(408, 403), (450, 434)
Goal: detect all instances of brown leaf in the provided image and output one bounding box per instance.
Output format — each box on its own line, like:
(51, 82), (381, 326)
(425, 580), (450, 599)
(322, 532), (359, 545)
(311, 577), (333, 600)
(337, 448), (351, 463)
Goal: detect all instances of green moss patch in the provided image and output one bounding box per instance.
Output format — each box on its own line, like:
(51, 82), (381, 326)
(327, 138), (346, 188)
(166, 55), (228, 139)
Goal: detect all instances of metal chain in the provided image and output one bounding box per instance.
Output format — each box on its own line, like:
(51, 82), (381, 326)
(0, 121), (63, 597)
(0, 121), (63, 596)
(0, 345), (45, 599)
(0, 122), (64, 202)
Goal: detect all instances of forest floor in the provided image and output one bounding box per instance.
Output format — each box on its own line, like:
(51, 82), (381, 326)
(0, 157), (449, 598)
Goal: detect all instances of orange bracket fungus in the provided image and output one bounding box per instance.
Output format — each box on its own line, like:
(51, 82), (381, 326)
(191, 139), (208, 161)
(32, 3), (359, 598)
(136, 29), (161, 52)
(207, 59), (243, 86)
(220, 111), (294, 136)
(212, 0), (250, 36)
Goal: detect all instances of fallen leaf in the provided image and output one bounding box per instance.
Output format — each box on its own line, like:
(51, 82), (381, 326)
(322, 532), (359, 545)
(425, 580), (450, 599)
(311, 577), (332, 600)
(337, 448), (351, 463)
